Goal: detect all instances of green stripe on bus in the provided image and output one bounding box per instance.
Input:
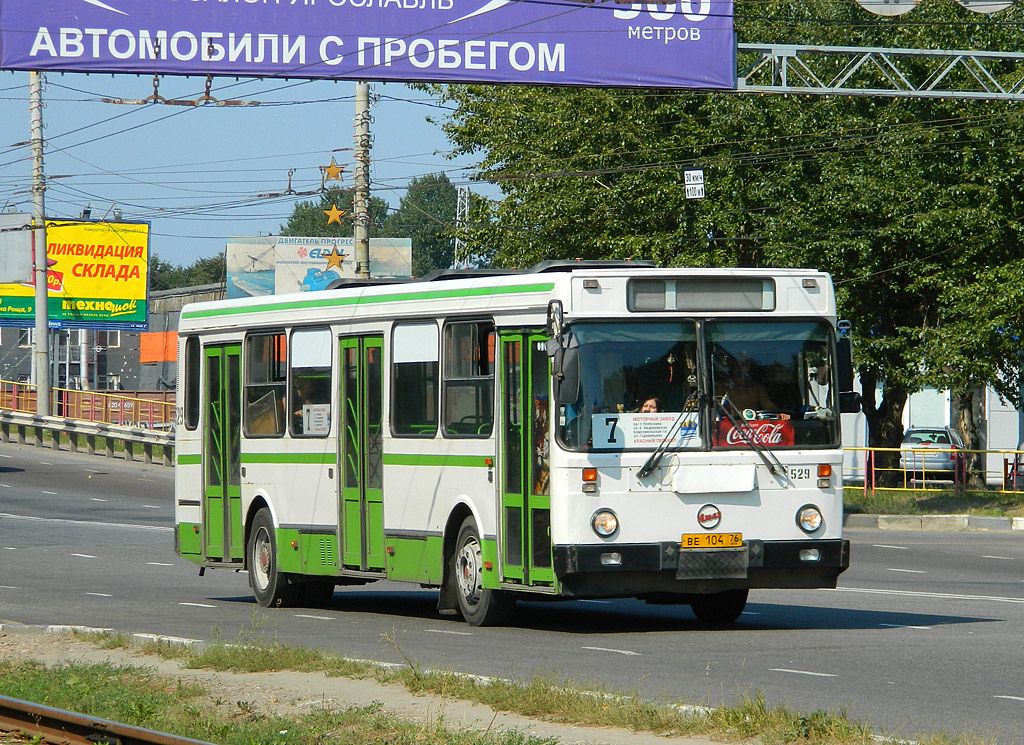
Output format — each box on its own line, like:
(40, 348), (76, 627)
(240, 452), (336, 465)
(182, 282), (556, 320)
(177, 454), (201, 466)
(383, 453), (490, 468)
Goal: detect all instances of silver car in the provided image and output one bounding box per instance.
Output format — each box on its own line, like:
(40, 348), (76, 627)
(899, 426), (965, 482)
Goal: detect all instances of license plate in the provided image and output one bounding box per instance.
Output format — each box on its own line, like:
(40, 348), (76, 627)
(681, 532), (743, 549)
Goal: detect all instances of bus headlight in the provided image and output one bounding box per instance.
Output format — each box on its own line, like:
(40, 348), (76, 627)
(591, 509), (619, 538)
(797, 505), (823, 533)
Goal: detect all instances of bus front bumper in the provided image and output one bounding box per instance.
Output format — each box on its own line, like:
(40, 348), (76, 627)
(551, 539), (850, 597)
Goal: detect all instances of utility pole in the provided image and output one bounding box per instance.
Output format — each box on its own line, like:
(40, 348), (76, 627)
(30, 71), (50, 416)
(353, 81), (371, 279)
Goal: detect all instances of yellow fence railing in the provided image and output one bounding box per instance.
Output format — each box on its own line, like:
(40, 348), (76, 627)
(843, 445), (1024, 494)
(0, 379), (175, 431)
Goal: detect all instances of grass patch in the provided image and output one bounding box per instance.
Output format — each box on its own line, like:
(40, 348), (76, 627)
(65, 631), (993, 745)
(0, 658), (553, 745)
(845, 486), (1024, 517)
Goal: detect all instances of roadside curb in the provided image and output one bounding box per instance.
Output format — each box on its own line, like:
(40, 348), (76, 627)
(844, 513), (1024, 532)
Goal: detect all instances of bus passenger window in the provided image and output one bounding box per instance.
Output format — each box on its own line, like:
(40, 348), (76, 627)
(290, 328), (332, 437)
(443, 321), (495, 437)
(392, 322), (439, 437)
(183, 335), (200, 430)
(244, 331), (287, 437)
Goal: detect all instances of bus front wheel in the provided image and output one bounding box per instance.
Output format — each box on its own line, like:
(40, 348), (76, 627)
(690, 589), (748, 624)
(248, 508), (298, 608)
(451, 517), (515, 626)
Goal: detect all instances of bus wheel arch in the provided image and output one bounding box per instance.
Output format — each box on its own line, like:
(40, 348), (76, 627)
(437, 505), (474, 616)
(243, 496), (271, 572)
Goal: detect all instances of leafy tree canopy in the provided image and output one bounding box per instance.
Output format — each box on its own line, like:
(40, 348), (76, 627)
(149, 253), (225, 291)
(381, 172), (458, 277)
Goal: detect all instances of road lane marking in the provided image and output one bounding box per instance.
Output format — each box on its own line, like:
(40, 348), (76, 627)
(0, 585), (16, 589)
(994, 695), (1024, 702)
(886, 568), (926, 574)
(0, 484), (10, 488)
(146, 562), (174, 566)
(179, 602), (216, 608)
(425, 629), (473, 636)
(0, 512), (171, 532)
(42, 490), (57, 495)
(579, 600), (613, 604)
(771, 668), (836, 677)
(295, 614), (334, 621)
(143, 505), (162, 509)
(879, 623), (933, 630)
(873, 544), (908, 550)
(982, 555), (1014, 560)
(86, 592), (112, 597)
(582, 646), (640, 656)
(39, 462), (53, 466)
(91, 498), (108, 502)
(835, 587), (1024, 604)
(71, 553), (96, 559)
(3, 547), (15, 551)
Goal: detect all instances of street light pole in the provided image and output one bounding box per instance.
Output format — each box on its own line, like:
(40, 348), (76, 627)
(30, 71), (50, 416)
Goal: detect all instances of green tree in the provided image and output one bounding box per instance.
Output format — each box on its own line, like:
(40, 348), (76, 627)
(422, 0), (1024, 468)
(149, 253), (224, 290)
(280, 188), (390, 237)
(382, 173), (458, 276)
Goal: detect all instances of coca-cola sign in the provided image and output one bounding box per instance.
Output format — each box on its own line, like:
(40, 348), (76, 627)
(714, 420), (794, 448)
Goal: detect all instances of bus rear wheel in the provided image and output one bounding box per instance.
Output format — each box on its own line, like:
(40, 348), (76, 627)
(451, 517), (515, 627)
(248, 508), (299, 608)
(690, 589), (748, 624)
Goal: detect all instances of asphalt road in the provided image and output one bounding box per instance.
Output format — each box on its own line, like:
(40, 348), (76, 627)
(1, 442), (1022, 742)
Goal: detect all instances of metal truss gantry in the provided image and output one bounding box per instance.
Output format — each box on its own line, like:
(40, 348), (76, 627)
(737, 43), (1024, 100)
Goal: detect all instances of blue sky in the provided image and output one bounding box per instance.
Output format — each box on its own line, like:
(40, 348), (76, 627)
(0, 71), (486, 266)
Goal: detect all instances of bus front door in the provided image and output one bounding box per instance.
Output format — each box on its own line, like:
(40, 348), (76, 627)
(499, 333), (555, 587)
(203, 343), (243, 562)
(339, 336), (385, 572)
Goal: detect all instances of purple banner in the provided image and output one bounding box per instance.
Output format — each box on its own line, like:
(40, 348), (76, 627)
(0, 0), (734, 89)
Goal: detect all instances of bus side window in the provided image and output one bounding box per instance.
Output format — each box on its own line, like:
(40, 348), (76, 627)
(443, 320), (495, 437)
(392, 321), (439, 437)
(245, 331), (287, 437)
(290, 328), (332, 437)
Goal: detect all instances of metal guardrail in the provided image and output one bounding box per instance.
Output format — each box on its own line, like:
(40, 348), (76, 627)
(0, 410), (173, 466)
(0, 693), (215, 745)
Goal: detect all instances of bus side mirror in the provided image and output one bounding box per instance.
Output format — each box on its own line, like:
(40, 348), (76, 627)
(554, 347), (580, 405)
(839, 391), (862, 414)
(836, 337), (855, 392)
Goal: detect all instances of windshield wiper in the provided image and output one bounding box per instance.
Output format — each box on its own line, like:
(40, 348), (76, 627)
(637, 392), (699, 479)
(715, 396), (787, 476)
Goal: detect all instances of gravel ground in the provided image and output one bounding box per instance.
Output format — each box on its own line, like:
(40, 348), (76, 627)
(0, 625), (722, 745)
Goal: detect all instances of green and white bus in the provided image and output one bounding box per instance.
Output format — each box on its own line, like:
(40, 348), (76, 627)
(174, 262), (855, 625)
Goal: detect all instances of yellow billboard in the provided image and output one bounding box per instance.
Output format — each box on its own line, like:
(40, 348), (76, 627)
(0, 220), (150, 329)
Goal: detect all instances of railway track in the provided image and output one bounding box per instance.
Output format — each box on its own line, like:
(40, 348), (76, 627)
(0, 694), (215, 745)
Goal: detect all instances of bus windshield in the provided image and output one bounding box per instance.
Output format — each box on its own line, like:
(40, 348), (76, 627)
(557, 320), (840, 451)
(558, 322), (700, 451)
